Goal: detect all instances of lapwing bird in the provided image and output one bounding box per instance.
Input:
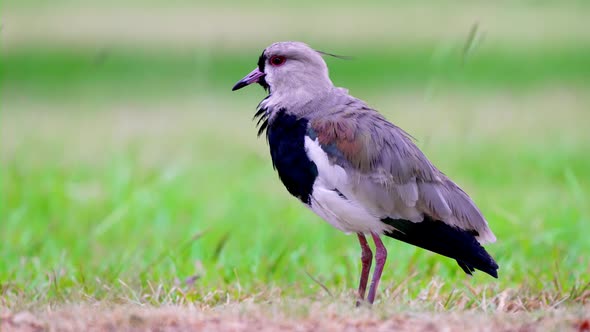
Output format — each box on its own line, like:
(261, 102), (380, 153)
(232, 41), (498, 305)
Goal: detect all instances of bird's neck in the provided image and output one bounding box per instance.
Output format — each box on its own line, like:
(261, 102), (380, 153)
(261, 84), (335, 121)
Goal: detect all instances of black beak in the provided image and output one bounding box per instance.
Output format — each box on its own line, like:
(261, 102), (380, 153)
(232, 67), (265, 91)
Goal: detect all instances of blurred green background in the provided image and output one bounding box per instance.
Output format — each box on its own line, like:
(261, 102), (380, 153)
(1, 1), (589, 307)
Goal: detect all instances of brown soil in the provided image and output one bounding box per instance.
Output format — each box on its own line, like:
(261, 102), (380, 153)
(2, 303), (589, 332)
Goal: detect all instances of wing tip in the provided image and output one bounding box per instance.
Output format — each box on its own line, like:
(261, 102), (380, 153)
(477, 230), (497, 244)
(457, 259), (499, 279)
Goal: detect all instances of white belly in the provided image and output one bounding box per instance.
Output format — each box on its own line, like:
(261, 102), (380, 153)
(309, 182), (392, 234)
(304, 136), (392, 234)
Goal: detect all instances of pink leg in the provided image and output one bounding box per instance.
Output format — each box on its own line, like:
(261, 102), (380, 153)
(367, 233), (387, 304)
(356, 233), (373, 305)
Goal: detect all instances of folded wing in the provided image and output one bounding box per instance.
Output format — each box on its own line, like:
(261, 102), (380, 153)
(306, 96), (498, 276)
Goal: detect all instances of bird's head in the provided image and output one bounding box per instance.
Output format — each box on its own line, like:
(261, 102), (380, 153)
(232, 41), (334, 98)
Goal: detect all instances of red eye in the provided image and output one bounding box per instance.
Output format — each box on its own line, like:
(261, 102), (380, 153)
(269, 55), (286, 66)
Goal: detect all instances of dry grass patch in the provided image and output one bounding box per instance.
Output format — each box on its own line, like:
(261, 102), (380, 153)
(2, 278), (590, 331)
(2, 299), (590, 332)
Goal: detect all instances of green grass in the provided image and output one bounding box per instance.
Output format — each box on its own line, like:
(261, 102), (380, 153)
(3, 45), (590, 102)
(2, 88), (589, 310)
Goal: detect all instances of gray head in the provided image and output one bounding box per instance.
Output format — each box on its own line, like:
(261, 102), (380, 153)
(232, 41), (335, 99)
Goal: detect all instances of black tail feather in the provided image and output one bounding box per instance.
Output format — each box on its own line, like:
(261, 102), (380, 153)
(456, 260), (475, 276)
(382, 216), (499, 278)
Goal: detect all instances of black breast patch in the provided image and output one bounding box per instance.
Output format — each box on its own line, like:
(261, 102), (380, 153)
(266, 110), (318, 205)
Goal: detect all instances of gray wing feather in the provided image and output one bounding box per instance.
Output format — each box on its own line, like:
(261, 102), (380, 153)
(396, 179), (419, 207)
(308, 94), (496, 243)
(418, 182), (453, 219)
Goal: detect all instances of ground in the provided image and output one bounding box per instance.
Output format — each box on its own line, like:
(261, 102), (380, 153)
(2, 302), (590, 332)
